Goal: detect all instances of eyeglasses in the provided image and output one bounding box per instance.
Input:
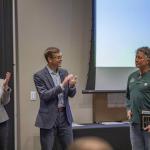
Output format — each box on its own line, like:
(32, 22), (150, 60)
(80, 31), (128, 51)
(52, 55), (62, 60)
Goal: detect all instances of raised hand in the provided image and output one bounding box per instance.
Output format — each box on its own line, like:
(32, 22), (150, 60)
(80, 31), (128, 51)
(3, 72), (11, 91)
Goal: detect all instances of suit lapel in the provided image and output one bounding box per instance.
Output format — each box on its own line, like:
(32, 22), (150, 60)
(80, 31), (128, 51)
(44, 67), (66, 88)
(59, 69), (67, 105)
(59, 69), (65, 82)
(44, 67), (55, 87)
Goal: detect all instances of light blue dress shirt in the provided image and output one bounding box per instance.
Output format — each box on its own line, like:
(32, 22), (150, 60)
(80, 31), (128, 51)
(47, 66), (64, 108)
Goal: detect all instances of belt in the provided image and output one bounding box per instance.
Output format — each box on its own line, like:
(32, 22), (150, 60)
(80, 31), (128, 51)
(58, 107), (65, 112)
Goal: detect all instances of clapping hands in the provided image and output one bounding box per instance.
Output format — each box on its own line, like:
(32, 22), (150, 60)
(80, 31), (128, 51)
(62, 74), (77, 87)
(69, 75), (77, 87)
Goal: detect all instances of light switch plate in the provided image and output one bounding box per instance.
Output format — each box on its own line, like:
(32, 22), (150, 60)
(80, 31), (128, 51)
(30, 91), (36, 100)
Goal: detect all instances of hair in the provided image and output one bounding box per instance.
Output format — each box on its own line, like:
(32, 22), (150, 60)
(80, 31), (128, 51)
(136, 46), (150, 67)
(68, 137), (113, 150)
(44, 47), (60, 62)
(136, 46), (150, 59)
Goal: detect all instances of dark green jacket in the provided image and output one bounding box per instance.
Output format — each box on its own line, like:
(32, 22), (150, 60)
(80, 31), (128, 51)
(126, 70), (150, 123)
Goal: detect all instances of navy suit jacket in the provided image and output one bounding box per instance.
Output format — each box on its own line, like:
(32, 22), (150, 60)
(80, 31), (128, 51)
(33, 66), (76, 129)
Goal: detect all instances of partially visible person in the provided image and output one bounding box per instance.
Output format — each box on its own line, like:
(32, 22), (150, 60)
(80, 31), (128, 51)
(0, 72), (11, 150)
(34, 47), (77, 150)
(68, 137), (113, 150)
(126, 47), (150, 150)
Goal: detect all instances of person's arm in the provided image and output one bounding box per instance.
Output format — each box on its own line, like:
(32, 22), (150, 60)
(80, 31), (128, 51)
(33, 73), (72, 102)
(0, 87), (11, 105)
(34, 73), (63, 102)
(126, 77), (132, 120)
(0, 72), (11, 105)
(68, 75), (77, 97)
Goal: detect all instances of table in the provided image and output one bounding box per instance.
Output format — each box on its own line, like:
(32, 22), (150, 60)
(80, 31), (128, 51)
(54, 123), (131, 150)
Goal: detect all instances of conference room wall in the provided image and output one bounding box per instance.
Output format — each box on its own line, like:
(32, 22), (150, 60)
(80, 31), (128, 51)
(16, 0), (92, 150)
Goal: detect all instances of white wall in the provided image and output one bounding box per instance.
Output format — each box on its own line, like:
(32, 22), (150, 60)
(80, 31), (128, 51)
(16, 0), (92, 149)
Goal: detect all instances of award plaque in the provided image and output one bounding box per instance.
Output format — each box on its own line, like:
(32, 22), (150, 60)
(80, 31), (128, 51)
(141, 110), (150, 130)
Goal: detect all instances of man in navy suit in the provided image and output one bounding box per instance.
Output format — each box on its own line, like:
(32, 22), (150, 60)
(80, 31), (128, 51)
(34, 47), (77, 150)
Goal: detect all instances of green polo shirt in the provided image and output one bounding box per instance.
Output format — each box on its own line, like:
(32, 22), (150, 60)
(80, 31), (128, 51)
(126, 70), (150, 124)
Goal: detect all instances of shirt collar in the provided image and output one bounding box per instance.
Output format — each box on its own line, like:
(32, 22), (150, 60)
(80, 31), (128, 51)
(46, 65), (59, 75)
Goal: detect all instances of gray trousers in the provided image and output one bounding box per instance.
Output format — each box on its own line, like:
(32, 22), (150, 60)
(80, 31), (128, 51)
(130, 123), (150, 150)
(40, 111), (73, 150)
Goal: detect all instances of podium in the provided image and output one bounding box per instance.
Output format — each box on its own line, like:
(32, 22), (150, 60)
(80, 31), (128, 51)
(82, 90), (127, 123)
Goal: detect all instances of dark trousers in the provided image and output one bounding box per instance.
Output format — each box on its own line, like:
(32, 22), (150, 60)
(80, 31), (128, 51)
(40, 111), (73, 150)
(0, 121), (9, 150)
